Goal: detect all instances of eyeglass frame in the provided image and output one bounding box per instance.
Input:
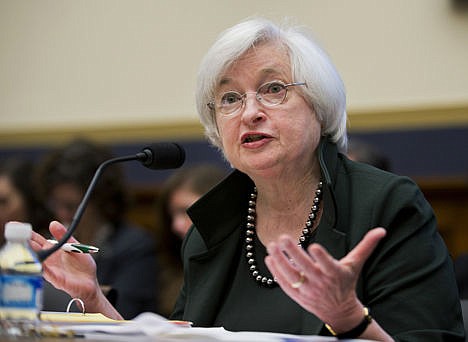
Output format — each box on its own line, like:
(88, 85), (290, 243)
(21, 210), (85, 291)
(207, 80), (307, 115)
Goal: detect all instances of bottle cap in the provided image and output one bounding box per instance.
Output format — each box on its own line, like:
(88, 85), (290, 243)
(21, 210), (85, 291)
(4, 221), (33, 241)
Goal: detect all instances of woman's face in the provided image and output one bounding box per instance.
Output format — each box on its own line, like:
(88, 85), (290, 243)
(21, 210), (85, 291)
(47, 182), (102, 243)
(215, 43), (321, 179)
(0, 175), (28, 241)
(168, 187), (200, 239)
(48, 183), (83, 227)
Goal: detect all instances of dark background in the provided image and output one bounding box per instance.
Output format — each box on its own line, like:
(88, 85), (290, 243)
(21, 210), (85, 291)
(1, 125), (466, 185)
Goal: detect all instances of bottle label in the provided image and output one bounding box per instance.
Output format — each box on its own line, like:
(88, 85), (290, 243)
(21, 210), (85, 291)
(0, 275), (43, 309)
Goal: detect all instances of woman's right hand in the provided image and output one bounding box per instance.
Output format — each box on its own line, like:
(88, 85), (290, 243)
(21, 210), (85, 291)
(30, 221), (122, 319)
(30, 221), (99, 301)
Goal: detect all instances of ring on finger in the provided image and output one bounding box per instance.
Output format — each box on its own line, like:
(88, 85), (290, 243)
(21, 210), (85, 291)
(291, 271), (305, 289)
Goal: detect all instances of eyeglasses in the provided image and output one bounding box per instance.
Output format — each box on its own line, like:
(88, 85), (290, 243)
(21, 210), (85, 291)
(207, 80), (307, 115)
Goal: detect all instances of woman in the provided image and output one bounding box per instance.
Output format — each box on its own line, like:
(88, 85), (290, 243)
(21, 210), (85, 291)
(0, 158), (52, 242)
(35, 138), (160, 319)
(155, 164), (227, 317)
(158, 164), (227, 240)
(347, 139), (392, 172)
(31, 18), (464, 340)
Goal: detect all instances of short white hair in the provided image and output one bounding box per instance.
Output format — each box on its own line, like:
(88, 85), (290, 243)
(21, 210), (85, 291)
(196, 17), (348, 153)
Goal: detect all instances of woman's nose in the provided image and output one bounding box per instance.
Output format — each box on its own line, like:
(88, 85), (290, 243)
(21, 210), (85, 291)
(241, 93), (266, 124)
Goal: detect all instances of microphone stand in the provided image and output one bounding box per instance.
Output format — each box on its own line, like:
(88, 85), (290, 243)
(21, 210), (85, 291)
(37, 153), (146, 262)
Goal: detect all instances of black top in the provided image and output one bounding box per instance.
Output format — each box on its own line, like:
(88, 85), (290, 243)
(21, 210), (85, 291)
(214, 236), (307, 333)
(172, 137), (465, 341)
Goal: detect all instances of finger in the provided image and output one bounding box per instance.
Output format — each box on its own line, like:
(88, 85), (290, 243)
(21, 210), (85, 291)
(266, 237), (314, 290)
(265, 254), (300, 293)
(266, 239), (296, 271)
(266, 240), (298, 284)
(343, 227), (386, 270)
(306, 243), (339, 276)
(49, 221), (79, 243)
(266, 249), (313, 303)
(30, 230), (48, 246)
(30, 230), (59, 253)
(29, 239), (43, 252)
(268, 236), (309, 271)
(277, 236), (308, 265)
(274, 236), (324, 279)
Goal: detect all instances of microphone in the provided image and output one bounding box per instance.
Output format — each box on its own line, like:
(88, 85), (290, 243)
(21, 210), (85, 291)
(136, 142), (185, 170)
(37, 142), (185, 261)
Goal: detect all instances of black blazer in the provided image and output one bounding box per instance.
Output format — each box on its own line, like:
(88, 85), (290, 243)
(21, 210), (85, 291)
(172, 138), (464, 341)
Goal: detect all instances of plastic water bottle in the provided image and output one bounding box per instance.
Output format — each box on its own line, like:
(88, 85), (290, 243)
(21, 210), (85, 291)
(0, 221), (43, 337)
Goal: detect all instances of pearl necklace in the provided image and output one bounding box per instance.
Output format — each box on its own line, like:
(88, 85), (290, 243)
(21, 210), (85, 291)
(244, 181), (323, 288)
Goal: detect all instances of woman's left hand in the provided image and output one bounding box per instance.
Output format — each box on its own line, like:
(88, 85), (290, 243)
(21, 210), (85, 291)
(265, 227), (386, 332)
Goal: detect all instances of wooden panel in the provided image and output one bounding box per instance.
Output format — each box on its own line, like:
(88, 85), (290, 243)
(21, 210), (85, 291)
(417, 177), (468, 258)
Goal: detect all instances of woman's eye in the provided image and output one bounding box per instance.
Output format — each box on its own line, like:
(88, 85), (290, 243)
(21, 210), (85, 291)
(266, 82), (285, 94)
(221, 92), (241, 105)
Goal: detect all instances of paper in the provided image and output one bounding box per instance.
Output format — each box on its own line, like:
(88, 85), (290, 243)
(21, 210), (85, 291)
(40, 311), (125, 323)
(38, 312), (371, 341)
(66, 312), (338, 341)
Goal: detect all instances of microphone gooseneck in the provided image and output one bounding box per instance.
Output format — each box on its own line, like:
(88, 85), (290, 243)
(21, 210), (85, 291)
(37, 142), (185, 262)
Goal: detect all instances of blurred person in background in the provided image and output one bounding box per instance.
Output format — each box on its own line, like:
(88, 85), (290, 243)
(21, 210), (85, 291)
(155, 164), (227, 317)
(35, 138), (159, 319)
(0, 158), (52, 243)
(347, 139), (392, 172)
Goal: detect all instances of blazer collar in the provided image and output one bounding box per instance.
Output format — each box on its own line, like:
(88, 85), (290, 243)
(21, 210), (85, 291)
(188, 136), (346, 256)
(187, 170), (252, 249)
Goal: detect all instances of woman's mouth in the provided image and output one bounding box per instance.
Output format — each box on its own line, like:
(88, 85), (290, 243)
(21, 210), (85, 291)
(242, 134), (269, 144)
(243, 134), (263, 143)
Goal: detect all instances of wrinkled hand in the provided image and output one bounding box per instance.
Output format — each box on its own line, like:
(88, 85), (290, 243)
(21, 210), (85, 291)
(30, 221), (99, 303)
(265, 227), (386, 331)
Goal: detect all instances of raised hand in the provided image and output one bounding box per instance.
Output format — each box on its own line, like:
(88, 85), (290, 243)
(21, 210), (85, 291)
(265, 227), (387, 333)
(29, 221), (123, 317)
(30, 221), (98, 300)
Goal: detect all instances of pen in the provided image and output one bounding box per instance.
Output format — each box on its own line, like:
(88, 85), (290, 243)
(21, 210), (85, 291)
(47, 240), (99, 254)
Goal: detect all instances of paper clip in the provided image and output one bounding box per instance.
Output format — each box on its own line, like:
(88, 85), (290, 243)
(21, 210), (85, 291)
(66, 298), (85, 315)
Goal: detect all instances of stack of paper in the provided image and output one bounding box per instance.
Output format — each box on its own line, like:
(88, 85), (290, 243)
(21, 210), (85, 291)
(38, 311), (371, 341)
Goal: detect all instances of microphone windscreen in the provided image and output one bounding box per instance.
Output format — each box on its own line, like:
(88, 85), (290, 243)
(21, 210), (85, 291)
(140, 142), (185, 169)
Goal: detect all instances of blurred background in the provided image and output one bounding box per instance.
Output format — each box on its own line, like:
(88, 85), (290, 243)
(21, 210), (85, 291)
(0, 0), (467, 257)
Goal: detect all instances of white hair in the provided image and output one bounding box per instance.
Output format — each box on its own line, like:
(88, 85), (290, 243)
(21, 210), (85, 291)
(196, 17), (348, 153)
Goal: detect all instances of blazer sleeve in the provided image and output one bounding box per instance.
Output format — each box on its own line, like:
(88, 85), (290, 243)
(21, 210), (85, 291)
(356, 176), (464, 341)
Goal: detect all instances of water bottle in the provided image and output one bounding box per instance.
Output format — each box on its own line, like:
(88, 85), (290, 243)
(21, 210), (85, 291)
(0, 221), (43, 337)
